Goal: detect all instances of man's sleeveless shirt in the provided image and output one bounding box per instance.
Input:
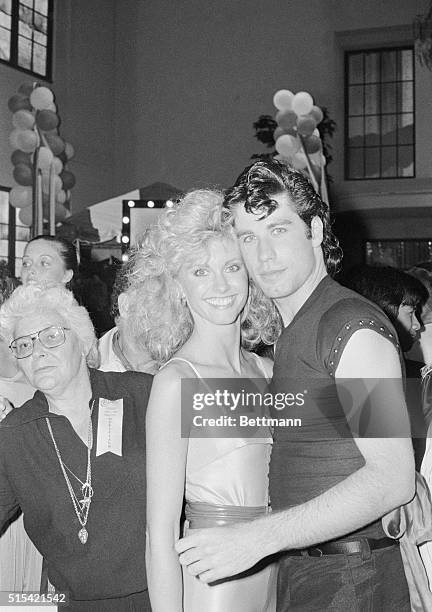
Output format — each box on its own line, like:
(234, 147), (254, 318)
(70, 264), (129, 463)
(270, 275), (401, 539)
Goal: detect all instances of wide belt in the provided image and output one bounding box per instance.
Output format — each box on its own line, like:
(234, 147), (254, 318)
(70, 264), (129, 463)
(284, 537), (397, 557)
(185, 502), (269, 529)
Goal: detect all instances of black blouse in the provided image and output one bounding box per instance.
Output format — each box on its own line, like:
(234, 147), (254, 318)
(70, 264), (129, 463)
(0, 368), (152, 601)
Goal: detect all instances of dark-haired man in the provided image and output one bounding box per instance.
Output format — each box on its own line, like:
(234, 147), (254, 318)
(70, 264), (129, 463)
(176, 160), (414, 610)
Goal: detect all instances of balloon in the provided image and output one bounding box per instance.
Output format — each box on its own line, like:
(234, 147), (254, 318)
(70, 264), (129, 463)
(275, 134), (300, 157)
(64, 142), (75, 160)
(291, 151), (308, 170)
(273, 126), (285, 141)
(55, 204), (68, 222)
(11, 150), (32, 167)
(9, 186), (33, 209)
(292, 91), (314, 116)
(36, 146), (54, 170)
(52, 157), (63, 174)
(8, 94), (32, 113)
(52, 175), (63, 194)
(18, 82), (35, 97)
(276, 110), (297, 131)
(30, 86), (54, 110)
(13, 164), (33, 186)
(273, 89), (294, 111)
(12, 110), (35, 130)
(56, 189), (67, 205)
(45, 133), (65, 155)
(18, 206), (33, 226)
(16, 129), (38, 153)
(46, 102), (57, 112)
(310, 105), (324, 124)
(297, 116), (317, 137)
(60, 170), (76, 190)
(9, 129), (21, 149)
(303, 134), (322, 154)
(36, 109), (59, 131)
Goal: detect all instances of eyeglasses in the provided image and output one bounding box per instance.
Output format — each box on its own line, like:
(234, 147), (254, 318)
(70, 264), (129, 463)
(9, 326), (70, 359)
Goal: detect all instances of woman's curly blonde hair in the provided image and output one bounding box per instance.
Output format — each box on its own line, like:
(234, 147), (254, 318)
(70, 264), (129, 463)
(125, 189), (281, 365)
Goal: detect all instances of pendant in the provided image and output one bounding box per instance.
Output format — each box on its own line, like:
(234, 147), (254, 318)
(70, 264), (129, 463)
(78, 527), (88, 544)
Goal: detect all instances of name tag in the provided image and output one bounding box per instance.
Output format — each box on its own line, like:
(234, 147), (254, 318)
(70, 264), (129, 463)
(96, 398), (123, 456)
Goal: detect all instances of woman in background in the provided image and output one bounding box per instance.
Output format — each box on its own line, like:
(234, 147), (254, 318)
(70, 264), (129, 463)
(0, 235), (91, 594)
(138, 190), (280, 611)
(0, 285), (151, 610)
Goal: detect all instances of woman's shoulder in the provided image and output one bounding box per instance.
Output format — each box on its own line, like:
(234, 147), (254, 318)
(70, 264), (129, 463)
(156, 357), (200, 380)
(245, 351), (273, 379)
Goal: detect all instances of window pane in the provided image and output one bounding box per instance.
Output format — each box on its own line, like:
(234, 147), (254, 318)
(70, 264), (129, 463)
(381, 147), (397, 177)
(364, 52), (379, 83)
(33, 28), (45, 44)
(0, 26), (10, 59)
(398, 146), (414, 176)
(19, 17), (32, 39)
(398, 114), (413, 145)
(348, 85), (364, 115)
(0, 201), (8, 223)
(399, 82), (413, 113)
(381, 114), (397, 146)
(348, 148), (364, 179)
(20, 0), (33, 8)
(365, 84), (379, 114)
(381, 50), (397, 82)
(19, 3), (33, 27)
(400, 49), (413, 80)
(33, 41), (45, 75)
(381, 83), (396, 113)
(0, 0), (12, 15)
(364, 148), (380, 178)
(365, 116), (380, 146)
(0, 10), (11, 28)
(35, 0), (48, 15)
(18, 34), (32, 68)
(348, 117), (364, 146)
(348, 53), (363, 84)
(0, 224), (8, 240)
(34, 12), (46, 34)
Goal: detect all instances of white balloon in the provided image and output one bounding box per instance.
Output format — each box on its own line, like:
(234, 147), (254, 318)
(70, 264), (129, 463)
(292, 91), (314, 116)
(273, 89), (294, 111)
(275, 134), (300, 157)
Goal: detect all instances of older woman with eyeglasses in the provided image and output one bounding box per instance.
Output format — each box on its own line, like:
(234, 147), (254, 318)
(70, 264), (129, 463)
(0, 285), (151, 611)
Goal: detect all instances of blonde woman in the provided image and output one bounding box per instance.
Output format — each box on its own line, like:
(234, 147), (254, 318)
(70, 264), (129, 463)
(132, 190), (280, 611)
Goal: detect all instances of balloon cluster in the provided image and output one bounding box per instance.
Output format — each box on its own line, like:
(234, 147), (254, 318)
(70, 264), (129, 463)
(7, 82), (76, 227)
(272, 89), (326, 184)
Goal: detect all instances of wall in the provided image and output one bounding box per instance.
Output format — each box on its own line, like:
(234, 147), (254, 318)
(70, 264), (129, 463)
(112, 0), (431, 207)
(0, 0), (430, 215)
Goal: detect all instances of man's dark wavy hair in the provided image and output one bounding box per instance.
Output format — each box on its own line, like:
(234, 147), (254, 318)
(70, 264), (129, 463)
(223, 159), (342, 276)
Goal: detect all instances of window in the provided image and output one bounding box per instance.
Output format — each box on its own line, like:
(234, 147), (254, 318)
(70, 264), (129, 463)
(0, 0), (53, 79)
(345, 47), (415, 180)
(0, 186), (31, 277)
